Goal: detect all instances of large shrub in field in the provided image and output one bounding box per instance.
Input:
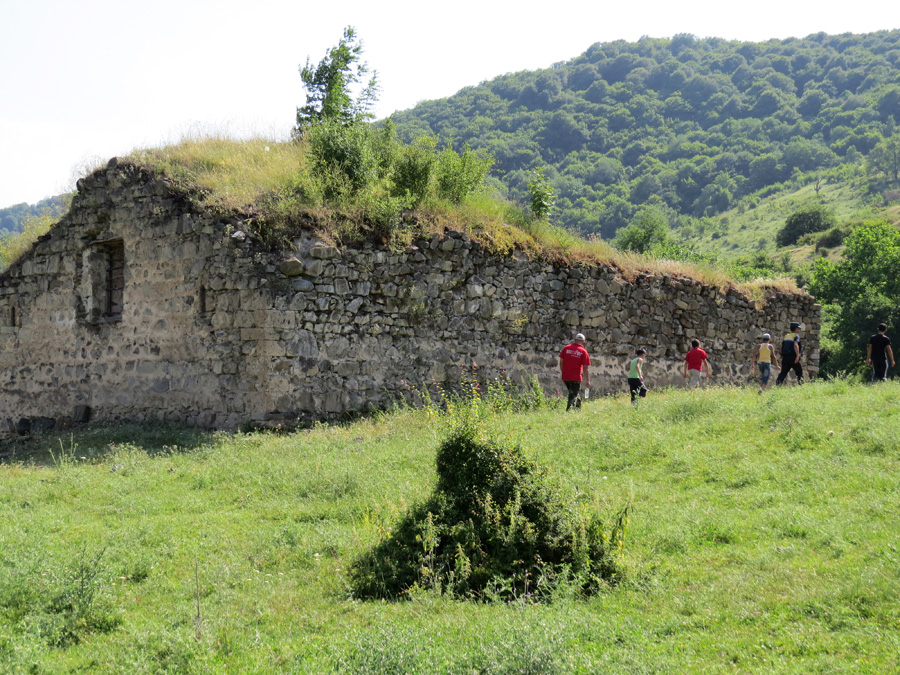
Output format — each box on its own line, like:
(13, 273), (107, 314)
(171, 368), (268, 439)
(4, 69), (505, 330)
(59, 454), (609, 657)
(350, 419), (629, 601)
(776, 203), (837, 247)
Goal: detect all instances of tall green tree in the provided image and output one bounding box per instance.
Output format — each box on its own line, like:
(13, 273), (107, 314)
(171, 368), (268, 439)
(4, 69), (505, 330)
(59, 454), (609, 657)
(294, 26), (379, 136)
(613, 207), (670, 253)
(866, 133), (900, 185)
(528, 169), (556, 220)
(808, 221), (900, 374)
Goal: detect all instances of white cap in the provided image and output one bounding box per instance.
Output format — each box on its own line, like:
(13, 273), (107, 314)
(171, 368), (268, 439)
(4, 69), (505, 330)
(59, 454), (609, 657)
(575, 333), (586, 341)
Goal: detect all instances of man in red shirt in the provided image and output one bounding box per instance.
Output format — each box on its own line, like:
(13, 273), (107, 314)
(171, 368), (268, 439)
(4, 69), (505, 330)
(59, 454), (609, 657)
(683, 338), (710, 389)
(559, 333), (591, 411)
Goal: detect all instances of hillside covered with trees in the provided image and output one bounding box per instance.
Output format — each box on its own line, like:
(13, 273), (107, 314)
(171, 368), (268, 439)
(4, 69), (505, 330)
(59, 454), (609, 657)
(389, 31), (900, 241)
(0, 196), (66, 238)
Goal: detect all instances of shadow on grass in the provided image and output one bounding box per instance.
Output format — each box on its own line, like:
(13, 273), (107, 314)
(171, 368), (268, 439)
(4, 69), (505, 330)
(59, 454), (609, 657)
(0, 422), (217, 466)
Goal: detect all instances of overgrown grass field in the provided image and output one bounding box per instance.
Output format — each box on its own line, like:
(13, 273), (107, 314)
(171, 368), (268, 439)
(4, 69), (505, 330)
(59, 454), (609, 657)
(685, 170), (898, 266)
(2, 380), (899, 673)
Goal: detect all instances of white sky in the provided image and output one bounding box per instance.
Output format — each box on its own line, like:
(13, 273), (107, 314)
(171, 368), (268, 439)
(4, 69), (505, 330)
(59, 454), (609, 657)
(1, 0), (896, 208)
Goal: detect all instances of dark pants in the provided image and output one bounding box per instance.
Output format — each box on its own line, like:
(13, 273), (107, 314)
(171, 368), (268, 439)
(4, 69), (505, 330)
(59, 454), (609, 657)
(775, 353), (803, 385)
(628, 378), (647, 402)
(564, 380), (581, 410)
(872, 358), (889, 382)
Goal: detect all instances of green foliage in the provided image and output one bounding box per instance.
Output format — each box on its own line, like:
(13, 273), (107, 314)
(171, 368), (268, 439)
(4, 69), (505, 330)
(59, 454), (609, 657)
(4, 383), (900, 671)
(306, 120), (378, 202)
(0, 547), (121, 651)
(726, 250), (793, 282)
(776, 202), (837, 246)
(866, 133), (900, 185)
(808, 220), (900, 374)
(336, 619), (565, 674)
(411, 367), (553, 418)
(0, 209), (59, 271)
(350, 410), (628, 601)
(649, 240), (718, 265)
(382, 135), (495, 209)
(297, 95), (497, 225)
(390, 136), (438, 206)
(294, 26), (378, 135)
(0, 196), (66, 235)
(290, 28), (386, 207)
(613, 206), (670, 253)
(435, 143), (494, 204)
(800, 225), (850, 250)
(527, 168), (555, 220)
(369, 118), (400, 179)
(389, 30), (900, 239)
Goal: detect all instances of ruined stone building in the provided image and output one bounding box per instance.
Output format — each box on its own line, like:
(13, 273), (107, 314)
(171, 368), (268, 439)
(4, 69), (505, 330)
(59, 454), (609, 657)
(0, 160), (821, 431)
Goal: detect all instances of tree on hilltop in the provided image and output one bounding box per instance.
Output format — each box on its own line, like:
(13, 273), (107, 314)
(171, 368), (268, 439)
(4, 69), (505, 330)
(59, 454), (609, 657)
(293, 26), (379, 136)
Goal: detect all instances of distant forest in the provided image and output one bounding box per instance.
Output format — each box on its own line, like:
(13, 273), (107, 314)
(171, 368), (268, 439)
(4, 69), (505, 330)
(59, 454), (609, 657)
(389, 30), (900, 238)
(0, 197), (66, 237)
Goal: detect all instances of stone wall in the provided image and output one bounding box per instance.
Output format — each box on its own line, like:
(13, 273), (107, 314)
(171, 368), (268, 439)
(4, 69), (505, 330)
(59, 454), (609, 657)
(0, 160), (820, 431)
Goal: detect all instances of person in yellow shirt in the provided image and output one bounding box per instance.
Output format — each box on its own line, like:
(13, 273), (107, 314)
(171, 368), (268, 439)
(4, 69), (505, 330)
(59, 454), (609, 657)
(752, 333), (779, 393)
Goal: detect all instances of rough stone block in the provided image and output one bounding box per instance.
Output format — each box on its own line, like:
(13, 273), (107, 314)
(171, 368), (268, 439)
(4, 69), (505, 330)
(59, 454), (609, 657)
(309, 245), (340, 259)
(303, 259), (325, 277)
(279, 258), (306, 276)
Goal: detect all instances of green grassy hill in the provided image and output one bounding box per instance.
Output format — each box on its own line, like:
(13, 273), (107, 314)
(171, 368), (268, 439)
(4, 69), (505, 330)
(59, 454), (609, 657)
(2, 380), (899, 673)
(682, 173), (886, 261)
(389, 30), (900, 248)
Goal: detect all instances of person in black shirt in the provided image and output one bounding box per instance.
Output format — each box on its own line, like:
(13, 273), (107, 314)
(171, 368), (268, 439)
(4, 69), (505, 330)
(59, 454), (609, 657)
(866, 323), (895, 382)
(775, 321), (804, 386)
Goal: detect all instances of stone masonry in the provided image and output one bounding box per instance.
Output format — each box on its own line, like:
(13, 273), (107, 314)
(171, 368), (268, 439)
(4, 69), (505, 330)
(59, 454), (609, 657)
(0, 160), (821, 430)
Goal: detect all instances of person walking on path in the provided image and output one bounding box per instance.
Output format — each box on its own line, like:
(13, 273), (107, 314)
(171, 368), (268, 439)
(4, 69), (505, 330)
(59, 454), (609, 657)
(752, 333), (779, 393)
(627, 348), (648, 403)
(559, 333), (591, 411)
(683, 339), (710, 389)
(866, 323), (895, 382)
(775, 322), (804, 386)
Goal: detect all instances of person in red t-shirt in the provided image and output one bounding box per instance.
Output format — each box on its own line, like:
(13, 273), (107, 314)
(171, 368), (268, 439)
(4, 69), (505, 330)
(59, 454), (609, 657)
(683, 338), (710, 389)
(559, 333), (591, 411)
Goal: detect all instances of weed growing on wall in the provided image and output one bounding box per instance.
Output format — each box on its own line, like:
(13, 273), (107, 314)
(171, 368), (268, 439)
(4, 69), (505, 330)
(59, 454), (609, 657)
(349, 401), (629, 601)
(306, 120), (379, 202)
(116, 134), (807, 294)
